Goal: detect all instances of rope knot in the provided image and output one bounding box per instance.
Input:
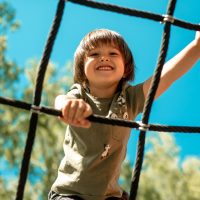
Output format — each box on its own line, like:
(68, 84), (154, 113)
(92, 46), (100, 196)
(162, 14), (175, 24)
(137, 121), (150, 131)
(31, 105), (41, 114)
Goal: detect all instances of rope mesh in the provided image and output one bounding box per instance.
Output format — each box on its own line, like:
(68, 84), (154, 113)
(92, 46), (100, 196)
(14, 1), (65, 199)
(0, 0), (200, 199)
(130, 0), (177, 198)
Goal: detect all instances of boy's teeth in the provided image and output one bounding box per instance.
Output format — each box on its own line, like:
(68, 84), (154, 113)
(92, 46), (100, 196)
(97, 66), (113, 70)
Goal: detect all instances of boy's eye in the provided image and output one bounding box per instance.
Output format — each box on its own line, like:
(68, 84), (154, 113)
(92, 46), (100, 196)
(89, 52), (99, 57)
(110, 52), (118, 55)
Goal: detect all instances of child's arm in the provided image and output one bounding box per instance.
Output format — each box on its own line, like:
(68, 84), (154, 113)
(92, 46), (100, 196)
(143, 30), (200, 99)
(55, 95), (93, 128)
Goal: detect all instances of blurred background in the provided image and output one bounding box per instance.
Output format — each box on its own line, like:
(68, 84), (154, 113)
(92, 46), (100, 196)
(0, 0), (200, 199)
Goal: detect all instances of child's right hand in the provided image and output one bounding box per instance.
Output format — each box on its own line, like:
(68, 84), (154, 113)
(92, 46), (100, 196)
(55, 96), (93, 128)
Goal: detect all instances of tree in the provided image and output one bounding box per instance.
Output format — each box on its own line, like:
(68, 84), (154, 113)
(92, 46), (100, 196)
(1, 58), (73, 200)
(120, 132), (200, 200)
(0, 2), (22, 198)
(22, 60), (73, 199)
(0, 1), (20, 95)
(0, 1), (73, 199)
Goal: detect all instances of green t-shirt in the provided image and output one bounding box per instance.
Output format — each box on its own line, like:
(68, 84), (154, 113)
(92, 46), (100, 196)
(51, 82), (145, 200)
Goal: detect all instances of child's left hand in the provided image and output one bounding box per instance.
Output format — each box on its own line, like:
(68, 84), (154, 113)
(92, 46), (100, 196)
(194, 28), (200, 49)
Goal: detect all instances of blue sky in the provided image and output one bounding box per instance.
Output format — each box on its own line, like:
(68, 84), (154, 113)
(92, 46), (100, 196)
(5, 0), (200, 163)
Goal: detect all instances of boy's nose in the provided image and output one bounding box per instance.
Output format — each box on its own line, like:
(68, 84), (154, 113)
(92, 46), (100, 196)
(100, 56), (109, 62)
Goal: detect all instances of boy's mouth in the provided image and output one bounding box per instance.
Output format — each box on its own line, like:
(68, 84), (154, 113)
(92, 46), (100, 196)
(96, 65), (114, 71)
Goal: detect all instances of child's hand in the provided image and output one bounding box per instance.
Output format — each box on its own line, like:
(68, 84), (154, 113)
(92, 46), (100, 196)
(195, 28), (200, 42)
(59, 99), (93, 128)
(194, 29), (200, 58)
(194, 26), (200, 47)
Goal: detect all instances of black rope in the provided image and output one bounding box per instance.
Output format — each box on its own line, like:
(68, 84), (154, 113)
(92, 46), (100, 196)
(1, 96), (200, 133)
(15, 1), (65, 200)
(67, 0), (200, 31)
(130, 0), (177, 199)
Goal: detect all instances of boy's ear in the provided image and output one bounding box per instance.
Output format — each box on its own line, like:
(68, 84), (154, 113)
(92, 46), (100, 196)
(123, 74), (126, 78)
(123, 70), (127, 78)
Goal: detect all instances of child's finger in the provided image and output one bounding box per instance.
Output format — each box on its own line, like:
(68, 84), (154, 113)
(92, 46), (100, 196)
(73, 119), (91, 128)
(67, 100), (79, 123)
(74, 100), (86, 120)
(79, 119), (91, 128)
(61, 100), (72, 120)
(79, 103), (92, 127)
(83, 103), (93, 118)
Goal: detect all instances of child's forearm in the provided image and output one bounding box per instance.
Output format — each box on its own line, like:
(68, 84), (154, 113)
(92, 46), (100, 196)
(162, 39), (200, 85)
(143, 32), (200, 99)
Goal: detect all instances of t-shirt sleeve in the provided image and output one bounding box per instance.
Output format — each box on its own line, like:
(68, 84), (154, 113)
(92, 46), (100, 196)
(126, 83), (145, 120)
(66, 84), (82, 99)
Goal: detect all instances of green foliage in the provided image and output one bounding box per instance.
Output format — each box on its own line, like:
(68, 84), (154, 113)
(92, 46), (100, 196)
(0, 58), (73, 199)
(120, 159), (132, 192)
(0, 1), (21, 97)
(22, 59), (73, 199)
(0, 1), (73, 198)
(0, 1), (20, 33)
(120, 132), (200, 200)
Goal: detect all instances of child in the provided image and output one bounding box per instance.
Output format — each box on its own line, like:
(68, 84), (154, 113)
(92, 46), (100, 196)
(49, 29), (200, 200)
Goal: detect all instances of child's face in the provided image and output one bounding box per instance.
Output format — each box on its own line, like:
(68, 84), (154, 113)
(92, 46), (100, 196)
(84, 44), (125, 93)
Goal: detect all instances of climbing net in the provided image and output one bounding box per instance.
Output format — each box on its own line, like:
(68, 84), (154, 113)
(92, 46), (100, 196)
(0, 0), (200, 200)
